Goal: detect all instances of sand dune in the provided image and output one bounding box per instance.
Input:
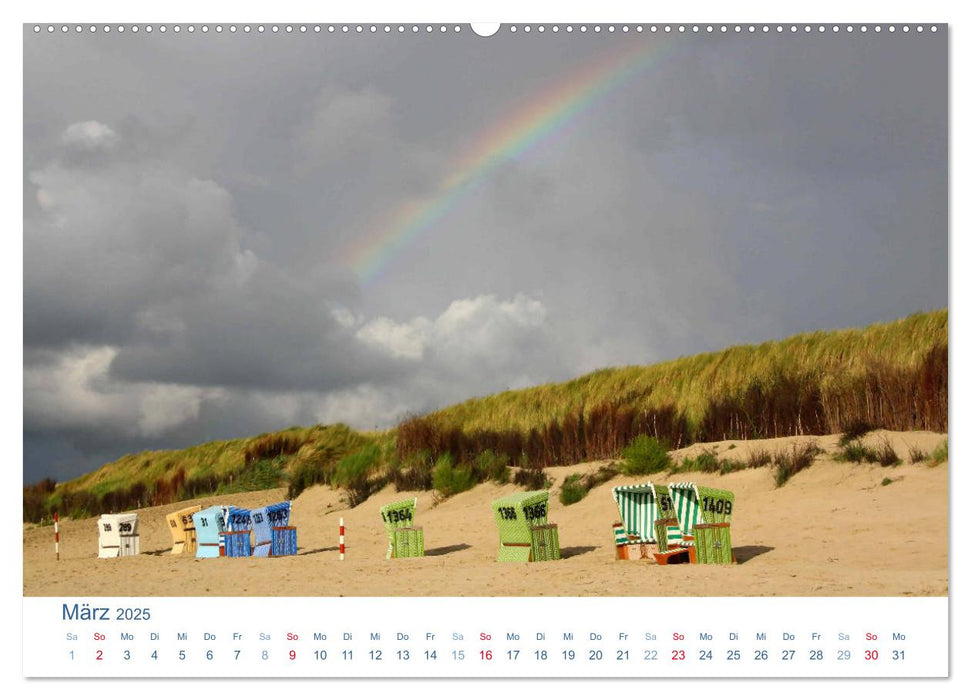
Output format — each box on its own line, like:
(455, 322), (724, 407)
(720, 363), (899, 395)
(23, 431), (947, 597)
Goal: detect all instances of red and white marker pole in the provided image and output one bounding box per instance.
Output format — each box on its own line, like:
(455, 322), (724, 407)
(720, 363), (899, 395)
(54, 511), (59, 561)
(339, 518), (345, 561)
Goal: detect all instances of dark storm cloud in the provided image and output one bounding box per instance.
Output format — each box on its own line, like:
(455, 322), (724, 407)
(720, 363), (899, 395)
(23, 27), (947, 482)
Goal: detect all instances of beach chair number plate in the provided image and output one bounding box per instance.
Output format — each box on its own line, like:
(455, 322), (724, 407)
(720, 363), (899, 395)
(701, 498), (732, 515)
(523, 504), (547, 520)
(382, 508), (413, 523)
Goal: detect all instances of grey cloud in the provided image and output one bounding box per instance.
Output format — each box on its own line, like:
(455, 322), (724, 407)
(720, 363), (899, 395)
(23, 28), (947, 482)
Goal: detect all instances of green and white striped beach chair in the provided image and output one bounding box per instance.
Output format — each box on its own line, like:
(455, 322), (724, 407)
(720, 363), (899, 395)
(668, 482), (735, 540)
(380, 497), (418, 559)
(492, 491), (559, 562)
(611, 483), (677, 545)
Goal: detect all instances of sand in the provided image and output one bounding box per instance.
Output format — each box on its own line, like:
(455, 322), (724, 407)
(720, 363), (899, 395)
(23, 431), (948, 597)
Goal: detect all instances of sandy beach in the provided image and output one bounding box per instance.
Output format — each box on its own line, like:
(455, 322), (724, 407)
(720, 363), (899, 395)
(23, 431), (948, 597)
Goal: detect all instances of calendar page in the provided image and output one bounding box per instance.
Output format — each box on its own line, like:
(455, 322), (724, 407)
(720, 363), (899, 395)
(19, 0), (955, 691)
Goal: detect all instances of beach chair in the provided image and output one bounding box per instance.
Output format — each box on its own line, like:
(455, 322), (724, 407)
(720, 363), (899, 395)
(611, 483), (676, 559)
(251, 502), (292, 557)
(97, 513), (139, 558)
(492, 491), (560, 562)
(192, 506), (227, 559)
(667, 482), (735, 539)
(166, 505), (201, 555)
(221, 507), (253, 558)
(668, 482), (736, 564)
(380, 497), (419, 558)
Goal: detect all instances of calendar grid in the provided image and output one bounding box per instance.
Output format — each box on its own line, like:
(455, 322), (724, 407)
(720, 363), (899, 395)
(24, 597), (948, 678)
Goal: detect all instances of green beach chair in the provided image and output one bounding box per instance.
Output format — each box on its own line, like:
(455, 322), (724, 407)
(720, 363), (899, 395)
(492, 491), (559, 562)
(611, 483), (677, 545)
(380, 497), (418, 559)
(668, 481), (735, 540)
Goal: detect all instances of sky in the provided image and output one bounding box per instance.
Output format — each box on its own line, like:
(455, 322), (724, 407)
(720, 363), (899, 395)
(22, 24), (947, 483)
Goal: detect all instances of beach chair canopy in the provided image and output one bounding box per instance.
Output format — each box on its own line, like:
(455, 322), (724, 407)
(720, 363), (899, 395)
(223, 506), (252, 532)
(251, 501), (291, 557)
(381, 498), (417, 559)
(668, 482), (735, 538)
(97, 513), (138, 558)
(192, 506), (227, 558)
(611, 483), (676, 544)
(166, 505), (201, 554)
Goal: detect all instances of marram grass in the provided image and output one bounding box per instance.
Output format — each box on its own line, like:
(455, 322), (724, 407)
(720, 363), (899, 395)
(25, 309), (946, 521)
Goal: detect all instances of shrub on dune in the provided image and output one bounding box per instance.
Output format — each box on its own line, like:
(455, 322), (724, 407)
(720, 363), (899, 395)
(619, 435), (671, 475)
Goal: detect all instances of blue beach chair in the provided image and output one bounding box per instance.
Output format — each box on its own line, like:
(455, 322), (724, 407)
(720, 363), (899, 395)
(222, 507), (253, 558)
(251, 502), (292, 557)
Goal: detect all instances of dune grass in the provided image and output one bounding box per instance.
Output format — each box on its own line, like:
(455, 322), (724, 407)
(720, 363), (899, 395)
(419, 311), (945, 433)
(26, 424), (387, 522)
(398, 310), (947, 468)
(24, 309), (947, 521)
(928, 439), (948, 466)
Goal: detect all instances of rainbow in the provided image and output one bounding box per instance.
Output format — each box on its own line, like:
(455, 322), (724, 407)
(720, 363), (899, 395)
(343, 37), (672, 285)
